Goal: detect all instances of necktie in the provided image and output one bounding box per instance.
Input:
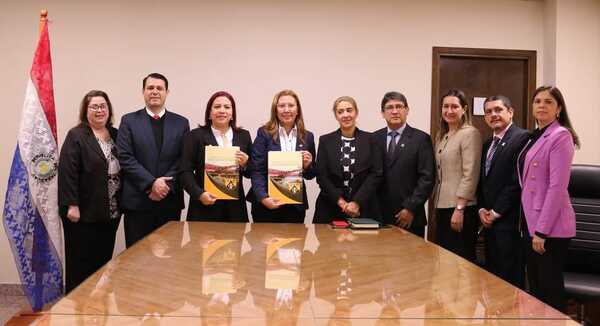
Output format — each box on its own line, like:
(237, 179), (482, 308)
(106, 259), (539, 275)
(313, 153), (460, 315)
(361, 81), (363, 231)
(485, 136), (500, 175)
(387, 131), (399, 156)
(152, 114), (160, 120)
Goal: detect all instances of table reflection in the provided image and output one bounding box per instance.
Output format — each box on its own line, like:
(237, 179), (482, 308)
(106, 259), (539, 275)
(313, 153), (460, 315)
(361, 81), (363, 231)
(242, 223), (311, 324)
(39, 222), (574, 325)
(304, 226), (438, 321)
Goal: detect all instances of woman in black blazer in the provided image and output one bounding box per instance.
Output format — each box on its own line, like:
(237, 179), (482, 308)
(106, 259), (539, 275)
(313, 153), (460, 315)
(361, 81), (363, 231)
(248, 89), (317, 223)
(58, 90), (121, 293)
(314, 96), (383, 224)
(180, 91), (251, 222)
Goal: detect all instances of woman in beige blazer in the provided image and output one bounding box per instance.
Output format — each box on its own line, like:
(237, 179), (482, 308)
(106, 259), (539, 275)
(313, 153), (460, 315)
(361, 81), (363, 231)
(434, 89), (482, 262)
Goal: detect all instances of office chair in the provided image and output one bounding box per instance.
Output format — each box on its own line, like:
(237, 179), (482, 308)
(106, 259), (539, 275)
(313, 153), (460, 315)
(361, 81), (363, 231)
(565, 164), (600, 325)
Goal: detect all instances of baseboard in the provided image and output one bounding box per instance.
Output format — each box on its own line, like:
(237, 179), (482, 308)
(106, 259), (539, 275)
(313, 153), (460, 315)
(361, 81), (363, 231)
(0, 284), (24, 296)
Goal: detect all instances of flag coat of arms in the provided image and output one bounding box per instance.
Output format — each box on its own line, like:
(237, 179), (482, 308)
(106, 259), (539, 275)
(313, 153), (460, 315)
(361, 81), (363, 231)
(3, 12), (64, 311)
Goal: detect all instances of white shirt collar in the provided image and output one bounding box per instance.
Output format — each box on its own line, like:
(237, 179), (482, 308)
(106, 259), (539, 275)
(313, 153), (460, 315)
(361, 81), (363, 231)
(278, 124), (298, 152)
(493, 122), (512, 140)
(279, 124), (297, 136)
(211, 126), (233, 146)
(146, 107), (166, 118)
(387, 123), (407, 136)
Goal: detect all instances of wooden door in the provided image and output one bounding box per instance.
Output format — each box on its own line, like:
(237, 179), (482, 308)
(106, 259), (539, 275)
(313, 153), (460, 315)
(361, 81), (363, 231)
(428, 47), (536, 243)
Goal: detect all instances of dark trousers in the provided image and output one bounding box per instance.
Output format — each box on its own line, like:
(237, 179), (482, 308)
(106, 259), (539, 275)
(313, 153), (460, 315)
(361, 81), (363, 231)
(484, 227), (525, 288)
(124, 209), (181, 248)
(407, 224), (426, 238)
(435, 206), (479, 263)
(62, 217), (120, 293)
(525, 235), (571, 312)
(251, 203), (305, 223)
(380, 212), (425, 238)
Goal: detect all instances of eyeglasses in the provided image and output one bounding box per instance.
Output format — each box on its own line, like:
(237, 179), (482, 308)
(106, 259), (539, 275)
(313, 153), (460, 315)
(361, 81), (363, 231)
(88, 104), (108, 112)
(384, 104), (407, 111)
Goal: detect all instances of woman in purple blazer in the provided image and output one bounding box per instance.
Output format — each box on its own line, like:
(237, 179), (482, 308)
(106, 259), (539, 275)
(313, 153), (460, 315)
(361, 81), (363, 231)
(518, 86), (580, 312)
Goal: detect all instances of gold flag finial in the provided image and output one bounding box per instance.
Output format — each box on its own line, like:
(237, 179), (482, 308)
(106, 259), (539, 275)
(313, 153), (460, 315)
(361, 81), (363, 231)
(39, 9), (48, 35)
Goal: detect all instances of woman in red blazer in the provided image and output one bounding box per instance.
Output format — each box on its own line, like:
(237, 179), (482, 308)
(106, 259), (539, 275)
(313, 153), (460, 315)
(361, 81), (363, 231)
(518, 85), (580, 312)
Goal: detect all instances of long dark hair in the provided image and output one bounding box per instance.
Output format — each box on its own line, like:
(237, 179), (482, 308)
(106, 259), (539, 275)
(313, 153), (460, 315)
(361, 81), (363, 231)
(533, 86), (580, 148)
(203, 91), (239, 130)
(78, 90), (114, 127)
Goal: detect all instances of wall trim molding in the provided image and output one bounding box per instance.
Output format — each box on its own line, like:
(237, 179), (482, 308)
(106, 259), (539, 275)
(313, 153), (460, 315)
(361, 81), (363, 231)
(0, 284), (24, 296)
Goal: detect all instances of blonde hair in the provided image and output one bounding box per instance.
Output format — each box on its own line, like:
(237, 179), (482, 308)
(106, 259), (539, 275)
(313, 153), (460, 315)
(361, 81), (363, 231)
(264, 89), (307, 144)
(332, 96), (358, 114)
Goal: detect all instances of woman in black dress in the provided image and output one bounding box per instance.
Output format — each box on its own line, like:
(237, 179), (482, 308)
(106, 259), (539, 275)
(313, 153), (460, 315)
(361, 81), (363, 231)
(313, 96), (382, 224)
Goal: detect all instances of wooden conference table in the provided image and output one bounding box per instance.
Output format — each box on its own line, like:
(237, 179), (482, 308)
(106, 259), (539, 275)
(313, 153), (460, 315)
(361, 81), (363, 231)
(19, 222), (578, 325)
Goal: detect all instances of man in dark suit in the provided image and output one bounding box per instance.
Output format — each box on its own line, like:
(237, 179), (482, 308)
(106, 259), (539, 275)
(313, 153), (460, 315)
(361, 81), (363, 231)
(117, 73), (190, 247)
(477, 95), (529, 288)
(374, 92), (435, 237)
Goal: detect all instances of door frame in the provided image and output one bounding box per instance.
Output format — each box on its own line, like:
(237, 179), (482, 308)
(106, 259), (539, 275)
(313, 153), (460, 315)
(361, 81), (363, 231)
(430, 46), (537, 138)
(428, 46), (537, 242)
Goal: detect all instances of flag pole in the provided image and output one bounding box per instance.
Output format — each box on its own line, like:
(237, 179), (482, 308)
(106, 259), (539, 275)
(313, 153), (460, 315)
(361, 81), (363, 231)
(39, 9), (48, 35)
(5, 8), (63, 311)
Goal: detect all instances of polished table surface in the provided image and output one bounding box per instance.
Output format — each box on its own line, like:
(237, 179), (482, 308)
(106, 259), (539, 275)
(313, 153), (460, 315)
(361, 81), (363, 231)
(17, 222), (579, 325)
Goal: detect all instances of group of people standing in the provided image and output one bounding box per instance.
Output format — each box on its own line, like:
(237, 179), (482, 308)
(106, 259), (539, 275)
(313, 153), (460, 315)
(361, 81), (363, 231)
(57, 72), (579, 312)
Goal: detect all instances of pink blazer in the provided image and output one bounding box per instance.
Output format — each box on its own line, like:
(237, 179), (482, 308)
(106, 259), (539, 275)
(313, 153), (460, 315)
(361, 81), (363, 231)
(518, 121), (575, 238)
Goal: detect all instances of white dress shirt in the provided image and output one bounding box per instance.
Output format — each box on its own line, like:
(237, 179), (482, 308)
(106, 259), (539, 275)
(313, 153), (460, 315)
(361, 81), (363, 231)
(146, 107), (166, 118)
(211, 126), (233, 147)
(278, 125), (297, 152)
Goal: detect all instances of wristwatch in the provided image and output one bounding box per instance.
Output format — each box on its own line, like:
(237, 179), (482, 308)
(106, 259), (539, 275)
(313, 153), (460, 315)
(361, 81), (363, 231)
(456, 205), (465, 211)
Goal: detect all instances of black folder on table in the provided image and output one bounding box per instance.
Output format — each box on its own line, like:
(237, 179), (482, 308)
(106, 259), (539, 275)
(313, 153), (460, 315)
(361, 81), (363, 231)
(348, 218), (381, 229)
